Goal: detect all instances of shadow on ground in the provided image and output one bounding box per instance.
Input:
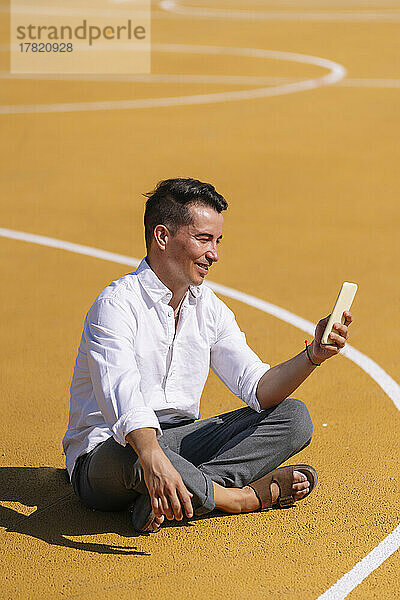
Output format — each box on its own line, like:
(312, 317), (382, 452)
(0, 467), (262, 550)
(0, 467), (149, 555)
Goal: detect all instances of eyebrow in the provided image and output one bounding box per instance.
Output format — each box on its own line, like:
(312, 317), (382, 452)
(195, 233), (223, 240)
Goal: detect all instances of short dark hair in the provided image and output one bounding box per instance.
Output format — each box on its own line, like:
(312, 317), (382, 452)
(143, 178), (228, 252)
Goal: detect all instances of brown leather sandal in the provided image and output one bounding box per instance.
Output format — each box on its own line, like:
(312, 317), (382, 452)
(249, 464), (317, 509)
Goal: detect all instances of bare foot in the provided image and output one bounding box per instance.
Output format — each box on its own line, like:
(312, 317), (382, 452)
(143, 471), (311, 529)
(241, 470), (310, 511)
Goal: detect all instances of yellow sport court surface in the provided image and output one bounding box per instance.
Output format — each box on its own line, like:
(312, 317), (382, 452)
(0, 1), (399, 599)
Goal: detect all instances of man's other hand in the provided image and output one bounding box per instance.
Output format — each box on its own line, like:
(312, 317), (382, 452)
(125, 428), (194, 522)
(140, 448), (194, 521)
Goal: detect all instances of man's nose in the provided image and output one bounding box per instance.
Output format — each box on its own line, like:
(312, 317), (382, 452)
(206, 242), (219, 263)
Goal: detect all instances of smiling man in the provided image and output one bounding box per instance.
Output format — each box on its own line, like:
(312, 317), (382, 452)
(63, 177), (352, 533)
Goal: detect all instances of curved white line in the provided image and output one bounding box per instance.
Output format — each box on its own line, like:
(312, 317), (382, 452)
(209, 280), (400, 410)
(2, 71), (400, 89)
(317, 524), (400, 599)
(0, 71), (296, 85)
(0, 226), (398, 411)
(160, 0), (400, 22)
(1, 226), (398, 596)
(0, 228), (140, 267)
(0, 44), (346, 114)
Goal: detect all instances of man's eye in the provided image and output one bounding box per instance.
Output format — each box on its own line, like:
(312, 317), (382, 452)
(196, 237), (222, 244)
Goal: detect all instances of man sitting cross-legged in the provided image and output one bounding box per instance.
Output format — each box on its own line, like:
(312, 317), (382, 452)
(63, 177), (352, 532)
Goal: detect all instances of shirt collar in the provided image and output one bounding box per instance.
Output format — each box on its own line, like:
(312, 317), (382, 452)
(135, 257), (202, 304)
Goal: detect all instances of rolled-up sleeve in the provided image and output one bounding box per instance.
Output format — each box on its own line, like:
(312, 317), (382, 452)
(85, 298), (162, 444)
(210, 299), (270, 412)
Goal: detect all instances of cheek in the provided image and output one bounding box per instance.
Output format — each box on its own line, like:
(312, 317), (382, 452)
(170, 238), (203, 265)
(186, 244), (203, 263)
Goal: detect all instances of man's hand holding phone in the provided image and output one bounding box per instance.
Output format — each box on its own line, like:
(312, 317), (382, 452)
(309, 310), (353, 365)
(308, 282), (357, 365)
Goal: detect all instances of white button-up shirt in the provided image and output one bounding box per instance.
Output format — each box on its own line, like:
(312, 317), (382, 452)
(62, 258), (270, 477)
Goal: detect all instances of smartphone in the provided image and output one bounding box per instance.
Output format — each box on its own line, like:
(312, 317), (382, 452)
(321, 282), (358, 345)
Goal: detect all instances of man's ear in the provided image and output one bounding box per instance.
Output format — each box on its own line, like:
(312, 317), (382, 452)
(153, 224), (170, 251)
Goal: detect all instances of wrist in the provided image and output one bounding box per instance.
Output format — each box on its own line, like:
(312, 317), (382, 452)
(305, 340), (321, 366)
(138, 444), (162, 461)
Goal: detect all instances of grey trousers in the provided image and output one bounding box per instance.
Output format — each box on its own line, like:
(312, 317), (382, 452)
(71, 398), (313, 517)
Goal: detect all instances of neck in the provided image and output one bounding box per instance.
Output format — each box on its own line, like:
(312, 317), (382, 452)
(174, 294), (185, 317)
(146, 254), (188, 312)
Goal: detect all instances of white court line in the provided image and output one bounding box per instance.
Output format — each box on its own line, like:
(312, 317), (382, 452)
(317, 524), (400, 599)
(0, 225), (399, 597)
(0, 44), (345, 114)
(0, 71), (299, 85)
(160, 0), (400, 21)
(1, 227), (398, 412)
(1, 70), (400, 88)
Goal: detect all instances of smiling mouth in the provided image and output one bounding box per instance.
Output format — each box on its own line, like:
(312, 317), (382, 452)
(195, 262), (210, 275)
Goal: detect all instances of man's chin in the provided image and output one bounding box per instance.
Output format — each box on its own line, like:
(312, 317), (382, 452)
(190, 269), (206, 286)
(190, 275), (205, 287)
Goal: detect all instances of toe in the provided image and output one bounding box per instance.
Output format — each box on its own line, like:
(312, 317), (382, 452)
(292, 480), (310, 492)
(293, 470), (307, 483)
(293, 488), (308, 500)
(292, 471), (310, 502)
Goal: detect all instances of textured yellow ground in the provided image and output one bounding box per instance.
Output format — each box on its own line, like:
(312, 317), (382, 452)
(1, 2), (399, 599)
